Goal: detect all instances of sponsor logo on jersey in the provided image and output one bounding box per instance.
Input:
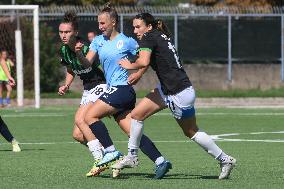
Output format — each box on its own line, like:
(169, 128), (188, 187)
(116, 40), (124, 49)
(73, 67), (92, 75)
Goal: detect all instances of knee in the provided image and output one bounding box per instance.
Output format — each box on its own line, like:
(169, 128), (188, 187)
(181, 124), (199, 138)
(74, 117), (85, 128)
(85, 113), (99, 125)
(72, 131), (84, 143)
(131, 112), (145, 121)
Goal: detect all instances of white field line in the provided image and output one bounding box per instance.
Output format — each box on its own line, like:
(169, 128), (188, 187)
(2, 112), (284, 117)
(154, 112), (284, 116)
(1, 131), (284, 145)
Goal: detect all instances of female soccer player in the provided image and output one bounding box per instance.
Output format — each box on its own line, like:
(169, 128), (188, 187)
(112, 13), (237, 180)
(75, 3), (172, 179)
(58, 12), (108, 176)
(0, 50), (14, 107)
(0, 55), (21, 152)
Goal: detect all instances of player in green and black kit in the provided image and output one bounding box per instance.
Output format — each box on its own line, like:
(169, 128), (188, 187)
(58, 12), (108, 175)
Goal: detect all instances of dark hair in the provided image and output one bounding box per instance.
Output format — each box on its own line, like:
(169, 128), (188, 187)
(61, 11), (78, 31)
(134, 13), (171, 37)
(100, 2), (119, 25)
(88, 31), (97, 35)
(156, 19), (171, 38)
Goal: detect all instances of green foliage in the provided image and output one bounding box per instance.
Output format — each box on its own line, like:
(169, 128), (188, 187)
(39, 22), (64, 92)
(21, 19), (64, 93)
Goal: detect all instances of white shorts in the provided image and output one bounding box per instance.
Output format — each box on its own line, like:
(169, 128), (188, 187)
(157, 84), (196, 119)
(80, 84), (107, 106)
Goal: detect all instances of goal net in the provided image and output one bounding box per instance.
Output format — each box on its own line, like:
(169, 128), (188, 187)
(0, 5), (40, 108)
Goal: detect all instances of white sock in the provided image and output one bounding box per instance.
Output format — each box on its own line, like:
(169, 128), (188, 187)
(216, 151), (229, 162)
(191, 131), (222, 159)
(104, 145), (116, 153)
(128, 119), (144, 156)
(87, 139), (103, 160)
(155, 156), (165, 166)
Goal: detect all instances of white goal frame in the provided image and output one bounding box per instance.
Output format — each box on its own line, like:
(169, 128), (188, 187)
(0, 5), (40, 108)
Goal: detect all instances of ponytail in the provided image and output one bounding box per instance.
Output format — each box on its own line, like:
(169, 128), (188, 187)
(134, 13), (171, 37)
(61, 11), (78, 31)
(100, 2), (119, 25)
(156, 19), (171, 38)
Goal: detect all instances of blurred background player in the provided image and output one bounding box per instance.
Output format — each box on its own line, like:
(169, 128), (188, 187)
(0, 53), (21, 152)
(0, 50), (14, 107)
(87, 31), (97, 43)
(113, 13), (236, 180)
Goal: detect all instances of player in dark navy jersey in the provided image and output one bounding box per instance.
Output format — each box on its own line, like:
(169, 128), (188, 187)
(113, 13), (236, 180)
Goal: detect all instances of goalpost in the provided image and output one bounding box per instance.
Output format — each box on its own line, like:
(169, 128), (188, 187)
(0, 5), (40, 108)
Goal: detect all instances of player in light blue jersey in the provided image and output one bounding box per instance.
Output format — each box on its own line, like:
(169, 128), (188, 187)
(90, 32), (137, 87)
(76, 2), (171, 179)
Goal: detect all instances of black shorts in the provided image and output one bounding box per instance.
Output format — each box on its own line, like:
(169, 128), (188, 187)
(99, 85), (136, 118)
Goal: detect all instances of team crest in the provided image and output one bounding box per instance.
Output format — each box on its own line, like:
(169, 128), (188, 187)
(116, 40), (124, 49)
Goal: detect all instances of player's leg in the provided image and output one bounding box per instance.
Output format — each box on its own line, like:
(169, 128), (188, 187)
(0, 82), (4, 107)
(112, 88), (167, 170)
(85, 99), (123, 167)
(4, 82), (12, 106)
(173, 86), (236, 179)
(74, 103), (110, 177)
(177, 116), (236, 179)
(0, 116), (21, 152)
(76, 85), (112, 156)
(72, 124), (86, 144)
(114, 110), (172, 179)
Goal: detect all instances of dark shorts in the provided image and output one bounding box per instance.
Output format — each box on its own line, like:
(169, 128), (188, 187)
(0, 80), (8, 84)
(99, 85), (136, 118)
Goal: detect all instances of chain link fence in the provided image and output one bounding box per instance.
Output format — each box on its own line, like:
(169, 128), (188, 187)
(1, 5), (284, 81)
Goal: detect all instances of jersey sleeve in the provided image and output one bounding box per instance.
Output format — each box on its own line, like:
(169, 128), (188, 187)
(82, 45), (89, 56)
(127, 37), (139, 55)
(138, 33), (155, 52)
(89, 36), (100, 53)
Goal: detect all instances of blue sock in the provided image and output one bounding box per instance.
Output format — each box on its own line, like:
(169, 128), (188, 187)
(0, 116), (14, 142)
(139, 135), (162, 163)
(89, 120), (114, 149)
(0, 98), (3, 105)
(5, 98), (10, 104)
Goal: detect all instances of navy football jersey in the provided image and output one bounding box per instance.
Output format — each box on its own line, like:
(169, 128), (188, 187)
(138, 29), (192, 95)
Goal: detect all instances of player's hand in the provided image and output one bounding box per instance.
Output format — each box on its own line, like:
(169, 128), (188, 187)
(8, 76), (16, 87)
(58, 85), (69, 95)
(118, 58), (132, 69)
(74, 41), (84, 53)
(128, 72), (142, 85)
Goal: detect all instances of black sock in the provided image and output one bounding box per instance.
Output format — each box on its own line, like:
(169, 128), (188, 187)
(89, 120), (113, 148)
(0, 116), (14, 142)
(139, 135), (162, 162)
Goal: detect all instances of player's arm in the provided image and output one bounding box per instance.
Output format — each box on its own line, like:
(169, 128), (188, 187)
(58, 67), (75, 95)
(127, 66), (149, 85)
(75, 41), (97, 68)
(9, 59), (15, 67)
(119, 50), (151, 70)
(0, 58), (15, 86)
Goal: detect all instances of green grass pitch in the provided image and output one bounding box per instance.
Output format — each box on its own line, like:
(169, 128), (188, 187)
(1, 106), (284, 189)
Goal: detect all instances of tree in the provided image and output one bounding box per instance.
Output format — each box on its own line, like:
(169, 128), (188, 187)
(21, 19), (64, 92)
(190, 0), (282, 6)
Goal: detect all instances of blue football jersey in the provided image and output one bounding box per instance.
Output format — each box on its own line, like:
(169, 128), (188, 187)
(90, 33), (138, 86)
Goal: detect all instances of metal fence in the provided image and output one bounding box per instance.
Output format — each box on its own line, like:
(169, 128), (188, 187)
(1, 5), (284, 81)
